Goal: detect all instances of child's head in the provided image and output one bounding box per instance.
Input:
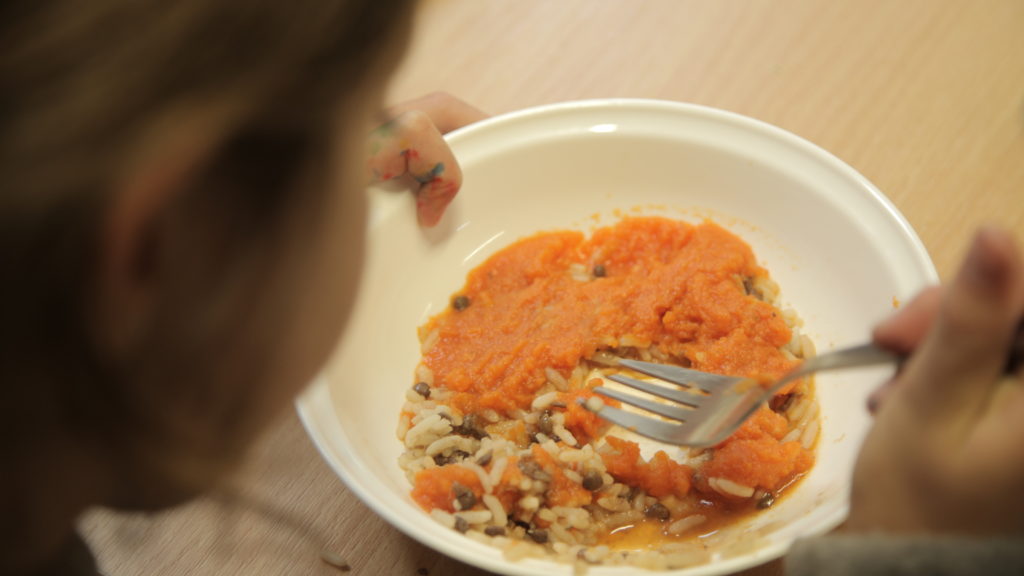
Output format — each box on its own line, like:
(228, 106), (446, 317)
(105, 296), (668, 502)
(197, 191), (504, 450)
(1, 0), (413, 566)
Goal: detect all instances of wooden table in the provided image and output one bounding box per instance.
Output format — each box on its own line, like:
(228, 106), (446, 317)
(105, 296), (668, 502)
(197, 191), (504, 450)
(82, 1), (1024, 574)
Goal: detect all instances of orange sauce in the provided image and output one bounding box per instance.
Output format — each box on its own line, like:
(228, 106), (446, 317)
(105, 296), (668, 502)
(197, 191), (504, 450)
(411, 465), (483, 512)
(421, 218), (798, 417)
(601, 466), (812, 551)
(410, 217), (815, 539)
(601, 502), (768, 550)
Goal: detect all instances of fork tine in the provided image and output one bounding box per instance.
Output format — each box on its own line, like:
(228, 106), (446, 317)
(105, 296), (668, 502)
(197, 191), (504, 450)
(583, 402), (699, 445)
(592, 386), (695, 422)
(586, 343), (909, 447)
(617, 358), (742, 392)
(607, 374), (707, 408)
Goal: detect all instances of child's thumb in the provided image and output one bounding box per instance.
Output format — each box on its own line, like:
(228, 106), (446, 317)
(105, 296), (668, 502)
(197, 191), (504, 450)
(901, 227), (1024, 423)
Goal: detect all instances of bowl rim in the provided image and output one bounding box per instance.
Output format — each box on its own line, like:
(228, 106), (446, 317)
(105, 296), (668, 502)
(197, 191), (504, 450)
(297, 98), (939, 575)
(442, 97), (933, 278)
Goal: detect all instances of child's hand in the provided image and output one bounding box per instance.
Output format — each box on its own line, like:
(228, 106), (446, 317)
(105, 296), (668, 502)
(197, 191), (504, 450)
(366, 92), (488, 226)
(848, 227), (1024, 533)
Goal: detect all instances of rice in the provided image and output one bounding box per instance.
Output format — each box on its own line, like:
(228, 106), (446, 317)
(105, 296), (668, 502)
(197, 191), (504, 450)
(396, 222), (821, 571)
(552, 423), (578, 447)
(483, 494), (508, 526)
(461, 461), (494, 493)
(457, 509), (493, 525)
(666, 514), (707, 536)
(398, 341), (820, 570)
(425, 435), (479, 458)
(430, 509), (456, 529)
(404, 413), (451, 449)
(545, 367), (570, 392)
(708, 477), (755, 499)
(531, 391), (560, 411)
(800, 416), (821, 450)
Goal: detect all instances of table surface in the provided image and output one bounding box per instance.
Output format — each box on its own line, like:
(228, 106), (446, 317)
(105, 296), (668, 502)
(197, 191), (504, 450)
(82, 1), (1024, 574)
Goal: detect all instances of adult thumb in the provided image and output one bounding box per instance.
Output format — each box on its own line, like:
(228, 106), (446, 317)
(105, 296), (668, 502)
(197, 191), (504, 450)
(898, 227), (1024, 423)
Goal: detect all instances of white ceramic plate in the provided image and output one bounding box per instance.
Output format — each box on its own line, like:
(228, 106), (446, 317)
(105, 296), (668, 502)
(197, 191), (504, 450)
(297, 99), (938, 575)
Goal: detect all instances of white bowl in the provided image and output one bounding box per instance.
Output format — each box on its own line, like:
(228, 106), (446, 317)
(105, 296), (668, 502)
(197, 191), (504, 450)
(297, 99), (937, 575)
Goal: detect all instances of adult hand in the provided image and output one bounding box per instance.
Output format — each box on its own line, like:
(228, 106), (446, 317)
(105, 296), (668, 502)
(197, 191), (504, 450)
(847, 227), (1024, 533)
(366, 92), (488, 226)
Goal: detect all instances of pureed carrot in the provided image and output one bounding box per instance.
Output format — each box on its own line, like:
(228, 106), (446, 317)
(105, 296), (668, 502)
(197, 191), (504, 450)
(422, 217), (797, 415)
(404, 216), (815, 561)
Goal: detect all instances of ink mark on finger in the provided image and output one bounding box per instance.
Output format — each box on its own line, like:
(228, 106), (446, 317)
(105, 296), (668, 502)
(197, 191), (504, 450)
(413, 162), (446, 184)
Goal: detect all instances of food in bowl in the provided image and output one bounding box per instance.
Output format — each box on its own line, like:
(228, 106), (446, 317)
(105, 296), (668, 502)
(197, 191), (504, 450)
(397, 216), (820, 570)
(298, 99), (938, 576)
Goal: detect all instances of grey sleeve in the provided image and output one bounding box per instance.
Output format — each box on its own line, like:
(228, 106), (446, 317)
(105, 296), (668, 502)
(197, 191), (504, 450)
(785, 534), (1024, 576)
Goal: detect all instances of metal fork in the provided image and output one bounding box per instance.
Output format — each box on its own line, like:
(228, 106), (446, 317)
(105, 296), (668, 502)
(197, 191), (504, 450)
(584, 343), (897, 448)
(585, 324), (1024, 448)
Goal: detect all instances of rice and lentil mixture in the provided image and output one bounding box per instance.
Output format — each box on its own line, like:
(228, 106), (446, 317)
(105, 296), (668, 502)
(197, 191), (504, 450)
(396, 217), (819, 571)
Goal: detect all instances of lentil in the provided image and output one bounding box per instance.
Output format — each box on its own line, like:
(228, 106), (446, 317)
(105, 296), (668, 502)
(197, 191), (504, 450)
(413, 381), (431, 398)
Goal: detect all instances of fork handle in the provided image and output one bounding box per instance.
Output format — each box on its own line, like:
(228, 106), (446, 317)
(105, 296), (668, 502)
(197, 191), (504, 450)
(800, 343), (898, 375)
(802, 320), (1024, 381)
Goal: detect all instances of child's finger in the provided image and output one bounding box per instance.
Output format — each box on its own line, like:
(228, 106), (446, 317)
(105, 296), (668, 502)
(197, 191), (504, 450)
(366, 109), (463, 226)
(899, 227), (1024, 424)
(385, 92), (488, 135)
(415, 177), (459, 227)
(394, 111), (462, 226)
